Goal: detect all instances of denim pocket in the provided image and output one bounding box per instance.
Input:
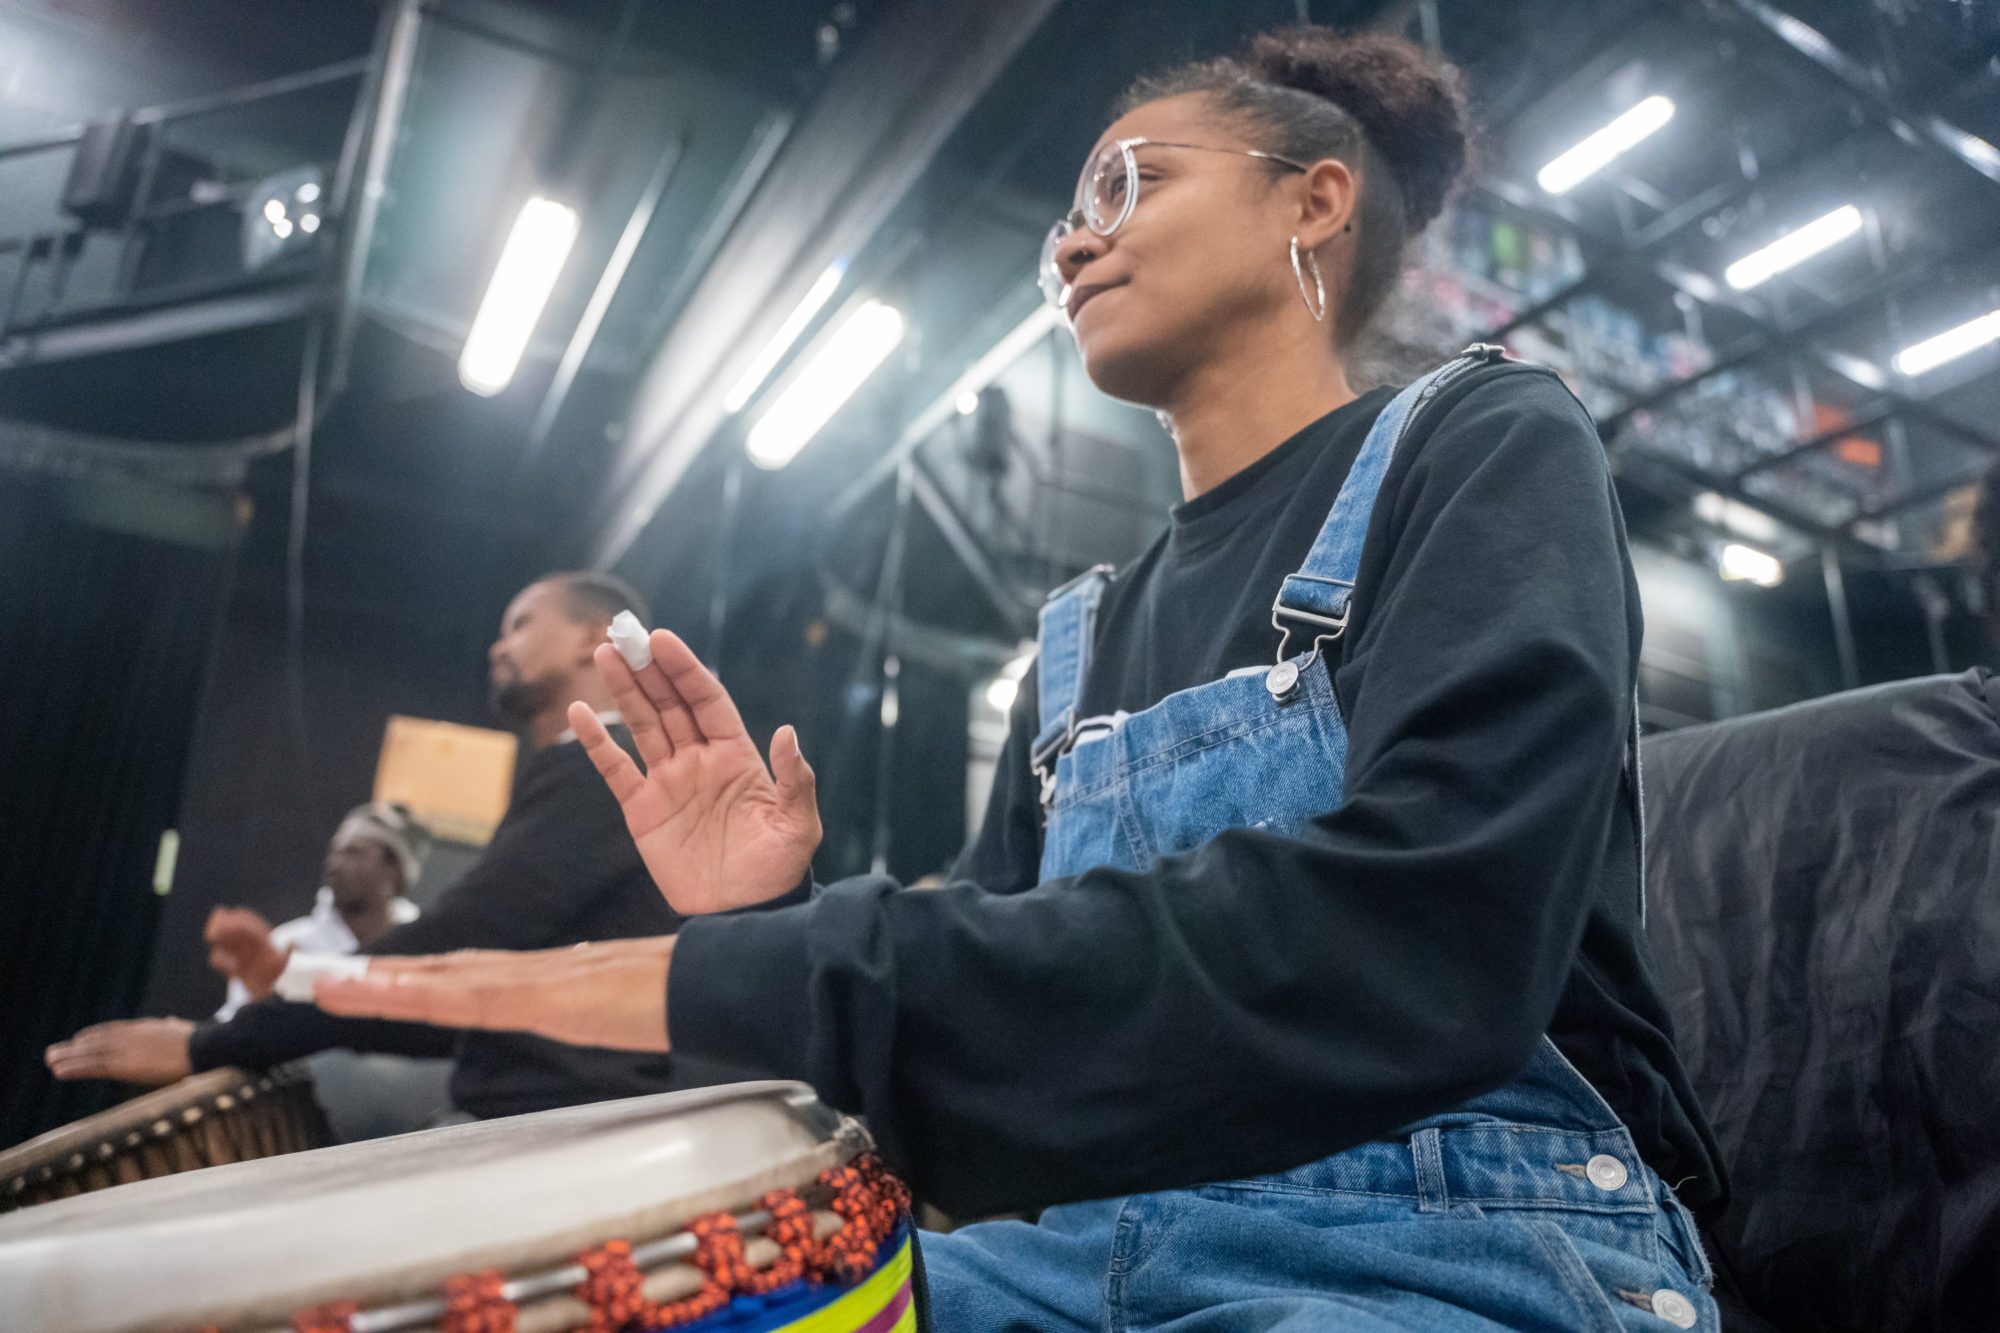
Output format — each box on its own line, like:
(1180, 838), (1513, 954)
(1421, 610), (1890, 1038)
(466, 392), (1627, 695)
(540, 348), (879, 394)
(1525, 1219), (1629, 1333)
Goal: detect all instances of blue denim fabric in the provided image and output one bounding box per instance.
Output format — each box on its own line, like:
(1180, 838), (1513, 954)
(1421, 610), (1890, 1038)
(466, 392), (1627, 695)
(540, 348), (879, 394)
(928, 350), (1717, 1329)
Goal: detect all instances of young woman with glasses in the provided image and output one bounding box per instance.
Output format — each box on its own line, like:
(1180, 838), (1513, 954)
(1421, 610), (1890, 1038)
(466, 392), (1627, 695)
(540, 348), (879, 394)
(320, 27), (1723, 1329)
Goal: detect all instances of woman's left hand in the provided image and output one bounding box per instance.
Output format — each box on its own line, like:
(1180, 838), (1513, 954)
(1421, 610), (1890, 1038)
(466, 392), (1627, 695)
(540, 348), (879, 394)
(313, 937), (675, 1053)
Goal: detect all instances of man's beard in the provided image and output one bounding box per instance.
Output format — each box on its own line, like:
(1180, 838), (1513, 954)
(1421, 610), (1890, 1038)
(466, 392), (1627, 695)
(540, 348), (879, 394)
(490, 676), (553, 724)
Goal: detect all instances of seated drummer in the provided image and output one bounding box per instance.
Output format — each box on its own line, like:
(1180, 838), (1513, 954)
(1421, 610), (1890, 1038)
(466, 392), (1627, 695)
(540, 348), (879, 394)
(208, 801), (430, 1020)
(291, 27), (1723, 1329)
(48, 572), (751, 1118)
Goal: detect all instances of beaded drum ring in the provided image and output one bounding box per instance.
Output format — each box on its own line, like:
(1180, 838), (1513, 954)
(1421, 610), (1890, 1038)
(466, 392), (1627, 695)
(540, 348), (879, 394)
(0, 1065), (329, 1213)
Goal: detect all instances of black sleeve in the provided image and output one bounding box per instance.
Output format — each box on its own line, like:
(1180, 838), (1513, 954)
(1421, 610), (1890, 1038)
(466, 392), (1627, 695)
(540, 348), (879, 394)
(668, 373), (1634, 1217)
(188, 998), (458, 1070)
(368, 739), (646, 956)
(946, 665), (1044, 895)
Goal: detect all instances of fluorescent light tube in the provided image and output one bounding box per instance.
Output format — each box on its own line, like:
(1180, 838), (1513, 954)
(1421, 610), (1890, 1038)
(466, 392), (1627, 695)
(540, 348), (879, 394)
(1718, 543), (1784, 586)
(1537, 95), (1676, 195)
(745, 300), (905, 469)
(724, 263), (847, 414)
(1893, 308), (2000, 377)
(1723, 204), (1861, 291)
(459, 196), (580, 396)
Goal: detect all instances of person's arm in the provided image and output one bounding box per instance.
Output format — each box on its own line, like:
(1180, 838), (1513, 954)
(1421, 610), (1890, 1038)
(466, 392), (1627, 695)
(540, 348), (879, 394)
(666, 371), (1636, 1215)
(366, 741), (645, 956)
(189, 994), (459, 1070)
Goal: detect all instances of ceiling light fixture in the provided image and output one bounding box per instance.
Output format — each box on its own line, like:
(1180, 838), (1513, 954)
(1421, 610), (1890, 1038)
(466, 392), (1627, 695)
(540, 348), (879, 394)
(745, 299), (905, 469)
(1536, 95), (1676, 195)
(459, 196), (579, 397)
(724, 262), (848, 414)
(1893, 307), (2000, 377)
(1718, 542), (1784, 587)
(1723, 204), (1862, 291)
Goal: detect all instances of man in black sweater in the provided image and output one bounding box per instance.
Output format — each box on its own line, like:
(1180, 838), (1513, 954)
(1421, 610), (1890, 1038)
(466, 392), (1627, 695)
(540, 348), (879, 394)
(47, 573), (737, 1118)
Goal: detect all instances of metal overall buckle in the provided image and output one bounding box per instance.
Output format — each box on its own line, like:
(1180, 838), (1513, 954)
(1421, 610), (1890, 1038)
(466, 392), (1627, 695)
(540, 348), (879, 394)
(1266, 574), (1354, 702)
(1031, 709), (1125, 811)
(1030, 712), (1074, 810)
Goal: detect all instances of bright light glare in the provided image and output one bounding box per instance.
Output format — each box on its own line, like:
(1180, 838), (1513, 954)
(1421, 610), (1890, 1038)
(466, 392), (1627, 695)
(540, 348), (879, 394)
(745, 300), (905, 469)
(983, 651), (1034, 712)
(1893, 308), (2000, 377)
(272, 218), (294, 240)
(1719, 543), (1784, 587)
(296, 181), (321, 204)
(262, 198), (286, 223)
(956, 391), (980, 416)
(298, 213), (320, 235)
(459, 196), (579, 397)
(724, 263), (847, 414)
(1536, 95), (1675, 195)
(1723, 205), (1861, 290)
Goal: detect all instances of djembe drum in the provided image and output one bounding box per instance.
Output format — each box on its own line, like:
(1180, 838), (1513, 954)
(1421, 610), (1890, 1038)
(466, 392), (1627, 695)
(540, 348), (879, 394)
(0, 1064), (329, 1213)
(0, 1080), (919, 1333)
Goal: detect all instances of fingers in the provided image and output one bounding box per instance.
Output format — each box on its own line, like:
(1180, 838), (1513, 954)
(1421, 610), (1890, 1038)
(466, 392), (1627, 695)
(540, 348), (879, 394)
(571, 702), (650, 804)
(652, 630), (748, 742)
(631, 635), (703, 751)
(771, 725), (818, 817)
(45, 1023), (129, 1077)
(315, 973), (490, 1029)
(591, 647), (676, 767)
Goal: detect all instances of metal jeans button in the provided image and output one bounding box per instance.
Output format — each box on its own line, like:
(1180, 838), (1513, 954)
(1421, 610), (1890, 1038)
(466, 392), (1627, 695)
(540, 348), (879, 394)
(1585, 1153), (1628, 1191)
(1651, 1288), (1699, 1328)
(1265, 660), (1299, 700)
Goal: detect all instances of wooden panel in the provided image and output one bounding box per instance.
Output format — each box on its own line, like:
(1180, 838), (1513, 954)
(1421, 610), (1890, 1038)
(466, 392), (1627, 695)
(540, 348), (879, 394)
(372, 716), (516, 847)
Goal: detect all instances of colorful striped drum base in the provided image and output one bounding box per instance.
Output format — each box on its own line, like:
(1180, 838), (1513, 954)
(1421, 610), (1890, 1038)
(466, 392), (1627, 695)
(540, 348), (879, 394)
(650, 1225), (917, 1333)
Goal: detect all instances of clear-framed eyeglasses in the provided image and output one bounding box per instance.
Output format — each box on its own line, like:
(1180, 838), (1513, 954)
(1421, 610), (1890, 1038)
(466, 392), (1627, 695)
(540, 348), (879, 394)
(1039, 137), (1312, 308)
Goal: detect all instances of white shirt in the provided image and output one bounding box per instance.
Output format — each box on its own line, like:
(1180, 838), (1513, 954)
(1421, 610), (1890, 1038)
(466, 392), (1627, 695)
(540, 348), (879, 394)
(215, 888), (420, 1020)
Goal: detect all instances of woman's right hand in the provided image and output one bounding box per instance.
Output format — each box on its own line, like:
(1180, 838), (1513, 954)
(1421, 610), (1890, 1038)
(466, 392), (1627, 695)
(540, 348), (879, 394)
(571, 630), (820, 915)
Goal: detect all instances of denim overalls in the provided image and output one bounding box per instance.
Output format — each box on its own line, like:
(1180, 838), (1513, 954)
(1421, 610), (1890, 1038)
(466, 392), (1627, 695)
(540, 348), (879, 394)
(919, 348), (1719, 1331)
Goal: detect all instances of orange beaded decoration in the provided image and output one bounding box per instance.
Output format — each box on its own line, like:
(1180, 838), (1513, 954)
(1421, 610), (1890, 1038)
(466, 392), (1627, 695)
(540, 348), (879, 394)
(442, 1270), (515, 1333)
(290, 1300), (358, 1333)
(740, 1188), (814, 1295)
(287, 1153), (910, 1333)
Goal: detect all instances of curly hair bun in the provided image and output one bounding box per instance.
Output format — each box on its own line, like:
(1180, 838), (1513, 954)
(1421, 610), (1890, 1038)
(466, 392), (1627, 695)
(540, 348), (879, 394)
(1243, 28), (1470, 231)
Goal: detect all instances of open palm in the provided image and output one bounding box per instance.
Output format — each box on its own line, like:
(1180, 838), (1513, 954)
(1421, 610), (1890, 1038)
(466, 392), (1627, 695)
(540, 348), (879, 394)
(570, 630), (819, 915)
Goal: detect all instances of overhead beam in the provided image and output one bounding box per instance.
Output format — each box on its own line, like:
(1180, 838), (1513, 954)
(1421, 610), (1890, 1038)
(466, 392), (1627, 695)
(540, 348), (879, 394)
(586, 0), (1064, 568)
(1690, 0), (2000, 189)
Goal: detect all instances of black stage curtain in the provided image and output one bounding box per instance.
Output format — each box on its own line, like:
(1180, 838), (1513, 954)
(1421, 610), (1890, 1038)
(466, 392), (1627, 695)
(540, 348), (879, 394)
(0, 466), (243, 1149)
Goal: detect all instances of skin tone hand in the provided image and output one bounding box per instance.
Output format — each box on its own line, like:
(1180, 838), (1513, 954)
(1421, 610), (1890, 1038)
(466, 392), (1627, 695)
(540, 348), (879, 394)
(205, 906), (288, 999)
(313, 938), (674, 1052)
(46, 1019), (195, 1085)
(570, 629), (820, 915)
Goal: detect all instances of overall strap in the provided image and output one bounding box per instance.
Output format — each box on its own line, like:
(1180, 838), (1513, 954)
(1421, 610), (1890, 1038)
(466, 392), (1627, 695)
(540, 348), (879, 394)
(1269, 343), (1506, 670)
(1031, 563), (1113, 806)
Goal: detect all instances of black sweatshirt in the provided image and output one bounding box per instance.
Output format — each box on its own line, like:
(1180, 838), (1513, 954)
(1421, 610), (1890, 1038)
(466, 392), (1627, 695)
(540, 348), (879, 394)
(189, 727), (749, 1117)
(669, 363), (1725, 1221)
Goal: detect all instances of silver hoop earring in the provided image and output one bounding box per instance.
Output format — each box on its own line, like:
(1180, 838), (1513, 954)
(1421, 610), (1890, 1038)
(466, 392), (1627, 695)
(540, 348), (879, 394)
(1290, 236), (1326, 323)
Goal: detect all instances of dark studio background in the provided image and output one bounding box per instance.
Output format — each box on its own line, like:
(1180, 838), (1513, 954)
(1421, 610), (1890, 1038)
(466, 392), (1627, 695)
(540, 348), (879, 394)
(2, 0), (1996, 1150)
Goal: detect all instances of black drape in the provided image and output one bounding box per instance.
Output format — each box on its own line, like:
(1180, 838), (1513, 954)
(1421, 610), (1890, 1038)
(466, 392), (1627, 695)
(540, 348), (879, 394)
(0, 464), (243, 1149)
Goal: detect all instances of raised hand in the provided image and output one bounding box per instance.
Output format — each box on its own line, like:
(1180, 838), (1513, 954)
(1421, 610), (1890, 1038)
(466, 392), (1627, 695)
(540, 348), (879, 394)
(571, 629), (819, 915)
(205, 906), (287, 999)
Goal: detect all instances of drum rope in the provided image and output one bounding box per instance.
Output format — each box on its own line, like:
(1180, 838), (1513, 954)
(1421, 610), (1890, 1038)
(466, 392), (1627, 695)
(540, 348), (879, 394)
(267, 1154), (910, 1333)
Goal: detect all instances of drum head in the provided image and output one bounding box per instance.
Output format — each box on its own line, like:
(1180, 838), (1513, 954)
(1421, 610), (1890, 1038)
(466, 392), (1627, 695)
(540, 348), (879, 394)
(0, 1081), (863, 1333)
